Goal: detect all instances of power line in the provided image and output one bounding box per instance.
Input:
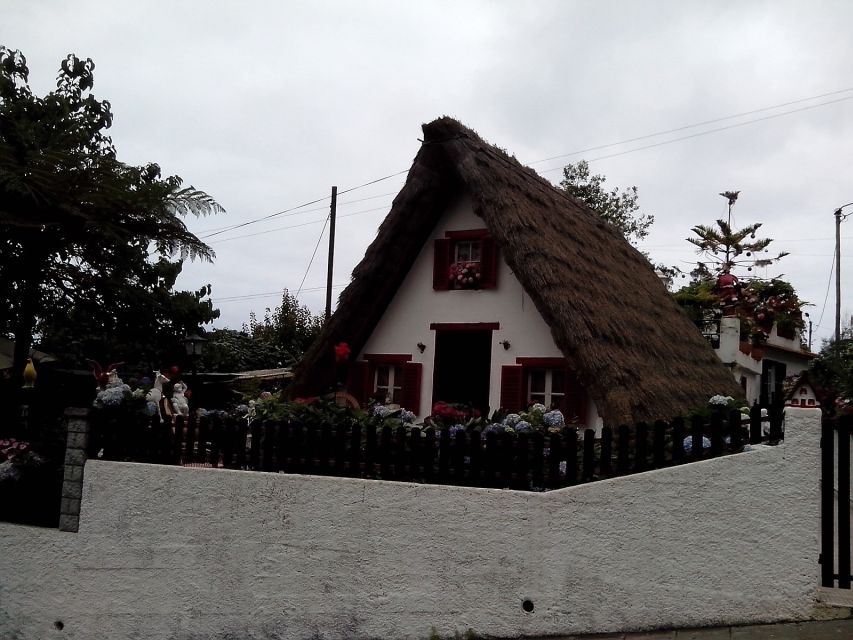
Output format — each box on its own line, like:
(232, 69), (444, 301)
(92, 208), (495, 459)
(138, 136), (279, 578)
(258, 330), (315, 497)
(816, 247), (837, 329)
(529, 86), (853, 165)
(195, 190), (400, 235)
(196, 87), (852, 244)
(295, 213), (330, 298)
(199, 170), (408, 240)
(208, 205), (389, 245)
(213, 283), (348, 303)
(537, 95), (853, 174)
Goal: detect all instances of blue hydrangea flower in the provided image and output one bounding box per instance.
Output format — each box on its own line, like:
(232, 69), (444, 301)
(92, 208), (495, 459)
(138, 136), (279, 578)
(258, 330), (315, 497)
(515, 421), (532, 432)
(448, 424), (466, 438)
(399, 409), (416, 424)
(543, 410), (565, 428)
(373, 404), (394, 418)
(530, 403), (547, 414)
(682, 435), (712, 453)
(503, 413), (521, 427)
(482, 424), (502, 436)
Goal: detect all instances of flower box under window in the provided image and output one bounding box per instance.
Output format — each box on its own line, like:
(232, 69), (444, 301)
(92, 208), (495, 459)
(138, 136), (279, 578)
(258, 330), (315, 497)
(433, 229), (498, 290)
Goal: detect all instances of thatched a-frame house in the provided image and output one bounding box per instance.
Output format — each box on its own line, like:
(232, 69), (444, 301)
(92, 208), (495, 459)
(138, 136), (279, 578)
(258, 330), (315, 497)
(292, 117), (741, 426)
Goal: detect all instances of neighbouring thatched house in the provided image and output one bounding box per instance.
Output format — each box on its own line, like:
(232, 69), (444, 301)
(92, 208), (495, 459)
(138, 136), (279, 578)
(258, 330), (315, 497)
(291, 117), (741, 427)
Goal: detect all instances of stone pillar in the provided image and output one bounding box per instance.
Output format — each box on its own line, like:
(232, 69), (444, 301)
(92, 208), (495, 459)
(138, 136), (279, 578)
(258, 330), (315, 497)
(59, 408), (90, 533)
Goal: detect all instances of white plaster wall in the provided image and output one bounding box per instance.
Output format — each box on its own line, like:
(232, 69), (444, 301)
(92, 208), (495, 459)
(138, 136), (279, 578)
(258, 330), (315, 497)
(360, 197), (600, 426)
(1, 409), (822, 640)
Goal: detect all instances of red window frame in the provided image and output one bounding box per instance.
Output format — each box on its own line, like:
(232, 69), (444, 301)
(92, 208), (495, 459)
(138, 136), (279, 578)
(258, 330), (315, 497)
(347, 354), (422, 414)
(500, 357), (587, 423)
(433, 229), (498, 290)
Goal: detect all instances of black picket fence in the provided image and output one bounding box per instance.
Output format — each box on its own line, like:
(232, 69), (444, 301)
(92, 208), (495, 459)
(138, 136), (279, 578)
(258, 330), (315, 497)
(88, 405), (783, 492)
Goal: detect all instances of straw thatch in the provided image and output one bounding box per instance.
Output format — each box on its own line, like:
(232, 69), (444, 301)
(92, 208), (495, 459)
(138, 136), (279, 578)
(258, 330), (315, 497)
(291, 117), (741, 425)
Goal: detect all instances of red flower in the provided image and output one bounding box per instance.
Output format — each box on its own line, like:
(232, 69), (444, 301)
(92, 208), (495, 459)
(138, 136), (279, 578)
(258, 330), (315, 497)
(170, 366), (180, 376)
(184, 390), (192, 399)
(334, 342), (351, 362)
(295, 396), (318, 405)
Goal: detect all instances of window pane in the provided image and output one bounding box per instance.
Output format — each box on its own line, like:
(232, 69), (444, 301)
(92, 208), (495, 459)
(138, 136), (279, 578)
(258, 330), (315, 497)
(456, 242), (470, 261)
(530, 393), (546, 405)
(551, 370), (565, 394)
(376, 366), (389, 387)
(530, 370), (545, 393)
(393, 365), (402, 384)
(470, 241), (481, 261)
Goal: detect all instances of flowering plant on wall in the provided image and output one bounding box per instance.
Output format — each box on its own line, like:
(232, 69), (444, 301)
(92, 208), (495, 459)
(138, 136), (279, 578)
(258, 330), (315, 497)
(448, 261), (481, 289)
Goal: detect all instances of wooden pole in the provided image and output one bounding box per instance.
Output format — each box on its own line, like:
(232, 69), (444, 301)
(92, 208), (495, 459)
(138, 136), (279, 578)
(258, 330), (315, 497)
(836, 207), (843, 343)
(325, 186), (337, 321)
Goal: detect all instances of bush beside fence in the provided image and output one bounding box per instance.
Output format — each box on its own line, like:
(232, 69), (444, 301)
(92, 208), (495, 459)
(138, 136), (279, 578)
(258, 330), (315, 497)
(88, 405), (783, 492)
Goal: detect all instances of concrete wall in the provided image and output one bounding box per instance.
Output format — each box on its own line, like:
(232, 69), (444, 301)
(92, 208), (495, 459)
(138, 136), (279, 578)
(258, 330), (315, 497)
(0, 408), (822, 640)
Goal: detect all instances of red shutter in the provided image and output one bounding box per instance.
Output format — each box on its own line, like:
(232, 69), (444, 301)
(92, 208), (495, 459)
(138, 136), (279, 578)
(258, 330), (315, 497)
(480, 236), (499, 289)
(400, 362), (422, 414)
(564, 369), (587, 424)
(500, 365), (524, 413)
(346, 361), (371, 405)
(433, 239), (451, 290)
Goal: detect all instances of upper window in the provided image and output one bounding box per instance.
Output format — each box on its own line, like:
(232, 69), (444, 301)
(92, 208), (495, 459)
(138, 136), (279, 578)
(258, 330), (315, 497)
(433, 229), (498, 291)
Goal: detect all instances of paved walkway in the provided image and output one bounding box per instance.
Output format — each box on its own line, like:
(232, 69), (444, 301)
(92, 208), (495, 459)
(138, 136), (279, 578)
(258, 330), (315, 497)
(537, 618), (853, 639)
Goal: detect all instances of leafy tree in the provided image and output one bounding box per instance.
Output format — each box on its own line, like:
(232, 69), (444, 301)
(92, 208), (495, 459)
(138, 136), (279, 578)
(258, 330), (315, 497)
(560, 160), (655, 245)
(247, 290), (323, 362)
(686, 191), (788, 278)
(0, 47), (222, 388)
(200, 329), (286, 373)
(809, 330), (853, 416)
(35, 259), (220, 371)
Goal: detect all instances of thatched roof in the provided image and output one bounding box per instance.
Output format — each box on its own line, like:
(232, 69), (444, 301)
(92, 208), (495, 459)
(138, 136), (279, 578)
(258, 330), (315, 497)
(292, 117), (741, 425)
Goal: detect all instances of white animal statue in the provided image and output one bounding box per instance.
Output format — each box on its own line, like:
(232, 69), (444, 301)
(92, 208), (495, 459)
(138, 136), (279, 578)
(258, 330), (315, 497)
(172, 382), (190, 417)
(145, 372), (170, 421)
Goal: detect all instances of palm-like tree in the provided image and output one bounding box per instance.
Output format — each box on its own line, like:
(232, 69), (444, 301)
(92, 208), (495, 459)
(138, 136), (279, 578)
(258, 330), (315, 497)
(0, 47), (223, 390)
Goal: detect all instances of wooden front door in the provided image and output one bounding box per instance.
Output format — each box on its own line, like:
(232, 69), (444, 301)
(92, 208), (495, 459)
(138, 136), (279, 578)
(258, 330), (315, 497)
(432, 329), (493, 416)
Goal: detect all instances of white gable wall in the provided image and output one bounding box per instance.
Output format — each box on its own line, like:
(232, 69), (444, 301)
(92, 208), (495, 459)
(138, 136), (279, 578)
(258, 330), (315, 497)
(359, 197), (600, 426)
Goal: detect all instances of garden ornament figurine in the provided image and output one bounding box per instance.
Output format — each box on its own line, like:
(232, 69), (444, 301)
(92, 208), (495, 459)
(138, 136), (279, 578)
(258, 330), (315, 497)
(145, 372), (170, 421)
(86, 359), (125, 389)
(22, 358), (37, 388)
(171, 382), (190, 417)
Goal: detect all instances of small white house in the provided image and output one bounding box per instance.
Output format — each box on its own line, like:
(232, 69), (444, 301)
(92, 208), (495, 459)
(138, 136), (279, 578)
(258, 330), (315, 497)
(292, 117), (742, 426)
(713, 317), (813, 406)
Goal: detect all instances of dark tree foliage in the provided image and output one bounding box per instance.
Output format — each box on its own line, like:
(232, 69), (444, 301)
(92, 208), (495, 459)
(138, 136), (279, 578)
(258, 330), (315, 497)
(809, 331), (853, 417)
(0, 47), (222, 386)
(36, 259), (220, 371)
(201, 329), (286, 373)
(247, 290), (323, 362)
(560, 160), (655, 245)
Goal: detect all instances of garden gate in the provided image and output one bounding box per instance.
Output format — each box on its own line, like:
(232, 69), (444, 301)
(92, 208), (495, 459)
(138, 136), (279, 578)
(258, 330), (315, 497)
(821, 414), (853, 589)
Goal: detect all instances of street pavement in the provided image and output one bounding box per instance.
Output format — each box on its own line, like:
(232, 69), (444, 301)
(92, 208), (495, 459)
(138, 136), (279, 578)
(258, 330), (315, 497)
(532, 618), (853, 639)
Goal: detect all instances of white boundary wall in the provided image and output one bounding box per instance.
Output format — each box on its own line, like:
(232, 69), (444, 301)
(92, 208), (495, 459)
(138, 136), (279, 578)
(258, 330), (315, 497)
(0, 408), (822, 639)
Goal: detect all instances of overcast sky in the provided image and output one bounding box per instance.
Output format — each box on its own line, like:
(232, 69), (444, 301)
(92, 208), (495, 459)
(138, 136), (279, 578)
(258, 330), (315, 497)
(6, 1), (853, 347)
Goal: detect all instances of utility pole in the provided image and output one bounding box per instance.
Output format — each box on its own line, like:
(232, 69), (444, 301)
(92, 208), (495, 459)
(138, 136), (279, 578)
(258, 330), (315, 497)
(835, 203), (853, 343)
(325, 186), (338, 321)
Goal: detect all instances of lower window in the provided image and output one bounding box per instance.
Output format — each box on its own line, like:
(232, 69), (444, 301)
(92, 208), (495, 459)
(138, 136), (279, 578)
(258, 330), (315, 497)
(527, 368), (566, 411)
(374, 364), (402, 404)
